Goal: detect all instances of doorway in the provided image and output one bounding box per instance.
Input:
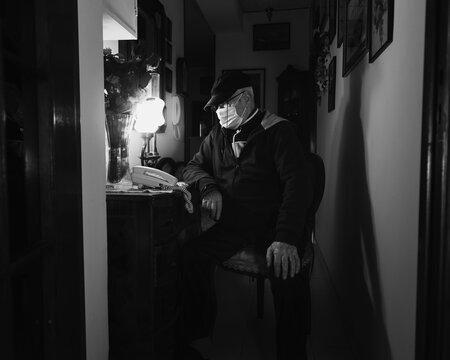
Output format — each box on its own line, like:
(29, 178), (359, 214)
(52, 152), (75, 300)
(183, 0), (216, 163)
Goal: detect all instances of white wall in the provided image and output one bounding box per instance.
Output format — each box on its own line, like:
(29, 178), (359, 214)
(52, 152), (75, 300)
(216, 10), (310, 113)
(78, 0), (109, 359)
(315, 0), (426, 359)
(103, 0), (137, 39)
(151, 0), (185, 163)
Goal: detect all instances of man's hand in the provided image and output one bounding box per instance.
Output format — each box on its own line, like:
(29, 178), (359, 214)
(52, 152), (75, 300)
(201, 190), (222, 221)
(266, 241), (301, 280)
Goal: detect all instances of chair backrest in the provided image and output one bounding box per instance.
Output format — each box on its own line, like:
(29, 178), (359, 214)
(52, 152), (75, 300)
(301, 152), (325, 276)
(306, 152), (325, 220)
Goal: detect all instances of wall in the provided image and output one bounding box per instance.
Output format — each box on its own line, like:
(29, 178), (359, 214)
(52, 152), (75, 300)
(315, 0), (426, 359)
(103, 0), (137, 39)
(152, 0), (185, 163)
(77, 1), (185, 359)
(78, 0), (109, 359)
(215, 9), (310, 113)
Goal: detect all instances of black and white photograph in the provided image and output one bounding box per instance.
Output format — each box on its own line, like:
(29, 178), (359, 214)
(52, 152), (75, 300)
(2, 1), (446, 360)
(343, 0), (368, 76)
(328, 56), (336, 112)
(369, 0), (394, 62)
(253, 23), (290, 51)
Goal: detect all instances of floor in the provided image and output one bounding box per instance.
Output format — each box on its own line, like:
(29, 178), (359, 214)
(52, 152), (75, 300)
(210, 245), (357, 360)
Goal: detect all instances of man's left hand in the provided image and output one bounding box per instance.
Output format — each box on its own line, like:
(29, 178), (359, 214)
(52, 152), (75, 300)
(266, 241), (301, 280)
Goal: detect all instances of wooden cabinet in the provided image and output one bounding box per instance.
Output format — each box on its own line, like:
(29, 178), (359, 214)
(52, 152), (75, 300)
(106, 192), (188, 360)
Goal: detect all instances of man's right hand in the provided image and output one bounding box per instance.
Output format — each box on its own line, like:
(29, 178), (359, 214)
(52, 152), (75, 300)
(201, 190), (222, 221)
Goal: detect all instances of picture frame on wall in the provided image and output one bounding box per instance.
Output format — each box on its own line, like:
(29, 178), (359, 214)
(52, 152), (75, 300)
(368, 0), (394, 62)
(253, 23), (290, 51)
(329, 0), (337, 44)
(222, 68), (265, 108)
(343, 0), (368, 77)
(337, 0), (346, 47)
(328, 56), (336, 112)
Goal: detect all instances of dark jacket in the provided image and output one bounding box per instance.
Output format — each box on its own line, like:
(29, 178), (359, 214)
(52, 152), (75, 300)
(183, 109), (313, 250)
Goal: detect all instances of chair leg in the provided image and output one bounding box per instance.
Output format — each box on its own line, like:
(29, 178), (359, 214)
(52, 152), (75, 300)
(257, 277), (264, 319)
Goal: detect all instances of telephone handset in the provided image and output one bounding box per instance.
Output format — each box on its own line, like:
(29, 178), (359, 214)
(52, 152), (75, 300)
(131, 165), (178, 188)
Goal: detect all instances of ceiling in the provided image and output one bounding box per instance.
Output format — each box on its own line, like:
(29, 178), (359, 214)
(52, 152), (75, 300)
(186, 0), (313, 67)
(239, 0), (312, 13)
(196, 0), (312, 34)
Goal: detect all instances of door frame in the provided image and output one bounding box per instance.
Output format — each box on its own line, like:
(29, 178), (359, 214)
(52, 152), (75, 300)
(416, 0), (450, 359)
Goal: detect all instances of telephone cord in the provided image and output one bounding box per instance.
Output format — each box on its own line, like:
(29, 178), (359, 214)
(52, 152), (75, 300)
(161, 182), (194, 214)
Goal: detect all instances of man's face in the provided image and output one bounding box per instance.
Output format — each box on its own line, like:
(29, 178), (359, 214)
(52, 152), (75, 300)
(216, 90), (247, 117)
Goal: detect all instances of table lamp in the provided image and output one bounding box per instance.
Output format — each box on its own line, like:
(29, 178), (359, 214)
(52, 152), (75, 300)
(134, 97), (166, 167)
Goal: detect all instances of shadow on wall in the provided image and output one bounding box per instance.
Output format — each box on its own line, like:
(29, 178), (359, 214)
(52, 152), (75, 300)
(333, 67), (392, 360)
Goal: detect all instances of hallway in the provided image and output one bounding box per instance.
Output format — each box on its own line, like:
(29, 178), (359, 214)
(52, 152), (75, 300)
(212, 244), (356, 360)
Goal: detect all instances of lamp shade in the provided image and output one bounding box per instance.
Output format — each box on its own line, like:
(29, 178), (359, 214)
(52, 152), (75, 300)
(134, 97), (166, 133)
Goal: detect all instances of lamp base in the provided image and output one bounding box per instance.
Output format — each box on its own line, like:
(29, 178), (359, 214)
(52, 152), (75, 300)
(140, 152), (160, 167)
(140, 133), (161, 167)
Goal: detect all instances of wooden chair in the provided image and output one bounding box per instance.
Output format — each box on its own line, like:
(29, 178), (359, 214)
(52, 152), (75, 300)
(217, 152), (325, 318)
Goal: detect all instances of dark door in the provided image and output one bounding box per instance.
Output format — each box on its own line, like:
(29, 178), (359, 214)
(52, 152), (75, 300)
(0, 0), (85, 359)
(416, 0), (450, 359)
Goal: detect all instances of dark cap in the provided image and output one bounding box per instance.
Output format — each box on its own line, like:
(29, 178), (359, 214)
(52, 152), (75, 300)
(204, 71), (251, 110)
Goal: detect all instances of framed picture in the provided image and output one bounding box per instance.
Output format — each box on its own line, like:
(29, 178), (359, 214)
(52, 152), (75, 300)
(165, 67), (172, 93)
(329, 0), (337, 44)
(368, 0), (394, 62)
(343, 0), (368, 77)
(328, 56), (336, 112)
(222, 68), (265, 108)
(176, 57), (188, 96)
(253, 23), (290, 51)
(337, 0), (345, 47)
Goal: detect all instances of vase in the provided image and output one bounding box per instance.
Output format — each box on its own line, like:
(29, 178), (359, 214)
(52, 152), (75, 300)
(105, 113), (134, 184)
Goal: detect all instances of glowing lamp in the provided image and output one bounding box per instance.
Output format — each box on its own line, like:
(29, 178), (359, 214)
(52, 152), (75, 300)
(134, 97), (166, 167)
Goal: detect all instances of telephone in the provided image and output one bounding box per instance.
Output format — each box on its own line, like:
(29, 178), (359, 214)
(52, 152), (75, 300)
(131, 165), (178, 188)
(131, 165), (194, 214)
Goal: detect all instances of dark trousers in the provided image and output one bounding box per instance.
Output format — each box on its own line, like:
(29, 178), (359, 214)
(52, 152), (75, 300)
(178, 223), (310, 360)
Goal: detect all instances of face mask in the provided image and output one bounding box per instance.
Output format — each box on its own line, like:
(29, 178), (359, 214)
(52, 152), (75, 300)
(216, 95), (247, 130)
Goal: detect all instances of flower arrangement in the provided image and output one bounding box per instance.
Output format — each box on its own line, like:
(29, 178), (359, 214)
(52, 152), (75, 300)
(103, 44), (160, 115)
